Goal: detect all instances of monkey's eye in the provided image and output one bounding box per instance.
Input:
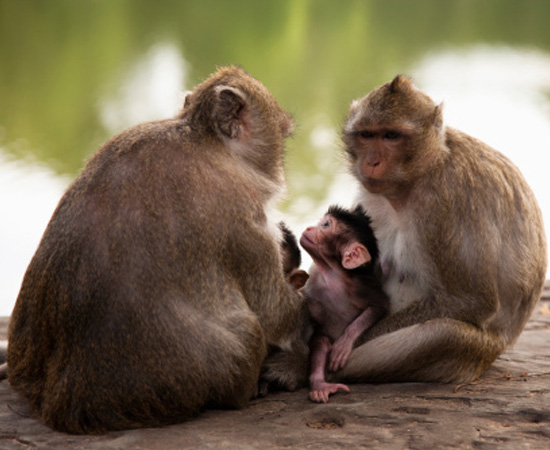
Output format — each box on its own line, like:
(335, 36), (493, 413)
(383, 130), (401, 140)
(320, 218), (331, 229)
(357, 130), (375, 139)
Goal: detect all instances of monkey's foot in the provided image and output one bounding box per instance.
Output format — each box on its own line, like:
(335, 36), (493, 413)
(309, 381), (350, 404)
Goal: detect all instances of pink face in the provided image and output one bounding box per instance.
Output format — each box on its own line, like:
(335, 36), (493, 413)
(300, 215), (371, 271)
(299, 214), (336, 262)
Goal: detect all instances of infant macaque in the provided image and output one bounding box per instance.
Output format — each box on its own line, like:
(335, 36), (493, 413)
(300, 205), (388, 403)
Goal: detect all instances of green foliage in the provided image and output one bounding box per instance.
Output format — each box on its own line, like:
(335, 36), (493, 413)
(0, 0), (549, 207)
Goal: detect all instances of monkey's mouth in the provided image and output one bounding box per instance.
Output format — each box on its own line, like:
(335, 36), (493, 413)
(361, 177), (391, 195)
(299, 234), (313, 250)
(363, 177), (387, 187)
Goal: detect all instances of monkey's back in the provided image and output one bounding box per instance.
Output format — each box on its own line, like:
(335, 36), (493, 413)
(6, 119), (278, 433)
(419, 127), (547, 343)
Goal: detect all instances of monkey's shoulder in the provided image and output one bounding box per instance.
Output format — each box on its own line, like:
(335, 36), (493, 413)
(94, 119), (190, 159)
(443, 128), (523, 181)
(414, 128), (531, 218)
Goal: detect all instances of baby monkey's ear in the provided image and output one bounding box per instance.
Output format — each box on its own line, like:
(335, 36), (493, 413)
(341, 242), (371, 270)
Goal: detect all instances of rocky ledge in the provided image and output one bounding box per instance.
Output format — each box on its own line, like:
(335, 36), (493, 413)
(0, 282), (549, 449)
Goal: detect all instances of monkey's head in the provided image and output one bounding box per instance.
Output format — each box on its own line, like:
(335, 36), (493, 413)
(180, 66), (294, 185)
(300, 205), (377, 273)
(279, 222), (302, 276)
(343, 75), (445, 197)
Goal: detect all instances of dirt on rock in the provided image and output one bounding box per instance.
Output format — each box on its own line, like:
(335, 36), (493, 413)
(1, 285), (549, 449)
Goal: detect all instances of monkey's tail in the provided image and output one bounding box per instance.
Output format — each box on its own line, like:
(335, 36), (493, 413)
(334, 318), (504, 384)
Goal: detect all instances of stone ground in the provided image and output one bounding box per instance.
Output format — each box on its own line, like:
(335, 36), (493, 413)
(1, 283), (549, 449)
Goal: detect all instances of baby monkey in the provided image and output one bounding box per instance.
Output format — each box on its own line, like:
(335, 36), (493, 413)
(300, 205), (388, 403)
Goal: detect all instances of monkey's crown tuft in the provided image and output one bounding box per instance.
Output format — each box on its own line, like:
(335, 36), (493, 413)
(326, 205), (379, 263)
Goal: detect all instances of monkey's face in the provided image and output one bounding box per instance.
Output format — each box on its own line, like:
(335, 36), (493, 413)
(300, 214), (358, 271)
(300, 215), (337, 262)
(343, 75), (444, 196)
(344, 125), (413, 195)
(300, 214), (372, 272)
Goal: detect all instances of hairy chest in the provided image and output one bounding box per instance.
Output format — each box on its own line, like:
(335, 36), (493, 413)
(360, 197), (434, 312)
(304, 269), (365, 340)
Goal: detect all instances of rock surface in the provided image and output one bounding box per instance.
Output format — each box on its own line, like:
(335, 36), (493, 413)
(1, 284), (549, 449)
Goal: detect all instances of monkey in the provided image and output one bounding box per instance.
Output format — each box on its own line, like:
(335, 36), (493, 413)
(6, 66), (310, 434)
(255, 222), (310, 398)
(279, 221), (302, 277)
(300, 205), (388, 403)
(278, 221), (309, 290)
(334, 75), (547, 384)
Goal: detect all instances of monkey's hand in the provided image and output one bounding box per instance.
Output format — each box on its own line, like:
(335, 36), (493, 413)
(329, 308), (377, 372)
(309, 381), (350, 403)
(328, 334), (354, 372)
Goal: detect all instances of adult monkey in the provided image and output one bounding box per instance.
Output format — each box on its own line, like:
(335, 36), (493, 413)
(338, 75), (547, 383)
(6, 66), (309, 434)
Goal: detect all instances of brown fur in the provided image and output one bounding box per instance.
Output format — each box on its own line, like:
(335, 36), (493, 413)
(338, 75), (547, 384)
(278, 222), (310, 290)
(7, 66), (309, 434)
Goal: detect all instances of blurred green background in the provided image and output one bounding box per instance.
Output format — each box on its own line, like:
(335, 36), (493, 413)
(1, 0), (549, 314)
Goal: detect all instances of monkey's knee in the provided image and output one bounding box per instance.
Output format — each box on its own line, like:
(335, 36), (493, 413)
(335, 320), (503, 383)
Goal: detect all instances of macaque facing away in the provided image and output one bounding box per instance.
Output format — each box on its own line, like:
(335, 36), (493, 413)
(7, 66), (309, 434)
(300, 205), (388, 403)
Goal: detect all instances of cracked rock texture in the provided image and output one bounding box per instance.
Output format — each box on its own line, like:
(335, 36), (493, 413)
(1, 283), (549, 449)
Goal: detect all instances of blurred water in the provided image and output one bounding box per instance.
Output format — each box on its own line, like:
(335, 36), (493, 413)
(0, 154), (70, 315)
(1, 1), (549, 315)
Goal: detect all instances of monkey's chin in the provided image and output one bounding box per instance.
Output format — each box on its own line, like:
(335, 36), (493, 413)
(362, 177), (389, 194)
(299, 234), (314, 251)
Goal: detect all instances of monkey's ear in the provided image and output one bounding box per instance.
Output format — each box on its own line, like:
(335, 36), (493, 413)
(183, 93), (191, 109)
(389, 75), (412, 93)
(341, 243), (371, 270)
(433, 103), (444, 130)
(213, 86), (248, 140)
(289, 269), (309, 290)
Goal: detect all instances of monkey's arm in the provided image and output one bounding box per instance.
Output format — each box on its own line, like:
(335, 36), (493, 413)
(309, 333), (330, 388)
(328, 307), (379, 372)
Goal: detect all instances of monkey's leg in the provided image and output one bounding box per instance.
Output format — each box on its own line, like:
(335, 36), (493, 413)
(333, 318), (504, 384)
(309, 334), (350, 403)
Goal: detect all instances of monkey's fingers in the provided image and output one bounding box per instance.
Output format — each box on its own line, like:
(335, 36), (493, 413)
(328, 343), (353, 372)
(332, 383), (351, 394)
(309, 390), (329, 403)
(309, 383), (351, 403)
